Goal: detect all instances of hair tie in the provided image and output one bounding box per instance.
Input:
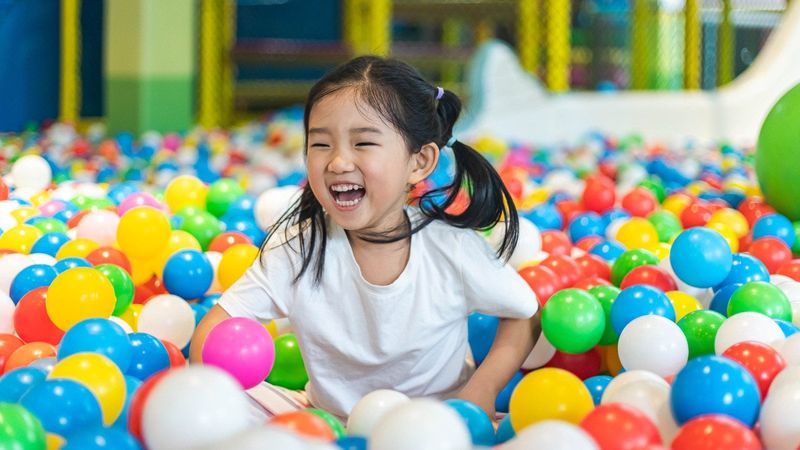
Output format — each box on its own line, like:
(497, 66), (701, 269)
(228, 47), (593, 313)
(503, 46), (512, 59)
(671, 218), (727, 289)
(443, 136), (457, 149)
(435, 87), (444, 101)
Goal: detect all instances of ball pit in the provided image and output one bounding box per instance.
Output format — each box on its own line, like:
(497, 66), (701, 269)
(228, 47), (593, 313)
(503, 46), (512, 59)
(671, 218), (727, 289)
(2, 114), (800, 449)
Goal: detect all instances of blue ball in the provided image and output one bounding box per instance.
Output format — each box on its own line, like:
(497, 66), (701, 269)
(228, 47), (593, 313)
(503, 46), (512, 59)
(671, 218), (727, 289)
(753, 213), (796, 248)
(584, 375), (613, 406)
(444, 399), (495, 447)
(10, 264), (58, 304)
(127, 333), (170, 381)
(568, 212), (605, 243)
(163, 249), (213, 300)
(107, 182), (140, 205)
(58, 318), (133, 372)
(200, 293), (221, 308)
(336, 436), (367, 450)
(30, 232), (70, 256)
(113, 376), (143, 429)
(63, 426), (142, 450)
(224, 195), (257, 222)
(589, 240), (625, 262)
(223, 219), (266, 247)
(670, 356), (760, 426)
(602, 208), (631, 227)
(709, 283), (742, 317)
(775, 319), (799, 337)
(468, 313), (499, 366)
(524, 204), (562, 231)
(611, 285), (676, 335)
(714, 253), (770, 290)
(495, 371), (523, 413)
(495, 415), (516, 444)
(190, 303), (211, 327)
(54, 257), (93, 273)
(0, 367), (46, 402)
(20, 379), (103, 437)
(670, 227), (733, 288)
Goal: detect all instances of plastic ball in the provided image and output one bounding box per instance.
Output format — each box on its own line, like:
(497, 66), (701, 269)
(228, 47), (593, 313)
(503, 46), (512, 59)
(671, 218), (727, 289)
(117, 192), (164, 215)
(509, 368), (593, 430)
(715, 311), (784, 354)
(753, 213), (796, 248)
(568, 212), (604, 243)
(715, 253), (770, 290)
(206, 179), (245, 218)
(722, 340), (786, 399)
(136, 294), (195, 349)
(589, 240), (625, 262)
(580, 403), (661, 449)
(117, 207), (171, 260)
(152, 230), (202, 275)
(9, 264), (56, 305)
(540, 230), (572, 256)
(53, 256), (93, 273)
(708, 208), (750, 238)
(0, 366), (46, 403)
(611, 248), (659, 286)
(749, 236), (793, 273)
(49, 352), (126, 425)
(306, 408), (346, 439)
(671, 415), (761, 450)
(677, 309), (726, 359)
(760, 379), (800, 450)
(208, 231), (251, 253)
(545, 348), (601, 380)
(582, 175), (616, 214)
(178, 208), (223, 250)
(494, 416), (516, 445)
(0, 402), (47, 448)
(269, 411), (335, 442)
(347, 389), (410, 437)
(620, 265), (676, 292)
(58, 318), (132, 372)
(615, 217), (659, 251)
(267, 333), (308, 390)
(218, 243), (259, 289)
(670, 227), (733, 288)
(647, 210), (682, 243)
(13, 287), (63, 345)
(588, 284), (621, 345)
(86, 247), (132, 274)
(76, 209), (120, 247)
(621, 187), (657, 217)
(666, 291), (703, 321)
(30, 231), (70, 256)
(670, 355), (760, 426)
(201, 317), (275, 389)
(19, 378), (102, 437)
(162, 249), (213, 300)
(127, 332), (170, 380)
(504, 420), (597, 450)
(0, 225), (43, 254)
(11, 154), (52, 192)
(518, 265), (560, 305)
(61, 426), (142, 450)
(94, 264), (134, 316)
(584, 375), (612, 405)
(610, 284), (675, 335)
(164, 175), (208, 214)
(45, 267), (115, 331)
(728, 281), (792, 320)
(541, 289), (605, 353)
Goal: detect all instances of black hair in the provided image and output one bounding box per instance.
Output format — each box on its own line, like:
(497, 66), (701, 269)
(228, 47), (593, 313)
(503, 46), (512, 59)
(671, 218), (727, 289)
(261, 55), (519, 283)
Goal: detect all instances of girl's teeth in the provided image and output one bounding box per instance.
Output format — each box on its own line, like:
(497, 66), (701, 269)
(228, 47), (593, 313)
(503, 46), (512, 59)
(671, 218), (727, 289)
(335, 196), (362, 207)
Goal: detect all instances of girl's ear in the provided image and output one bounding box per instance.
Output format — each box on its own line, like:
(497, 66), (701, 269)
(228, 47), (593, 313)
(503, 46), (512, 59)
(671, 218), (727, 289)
(408, 142), (440, 186)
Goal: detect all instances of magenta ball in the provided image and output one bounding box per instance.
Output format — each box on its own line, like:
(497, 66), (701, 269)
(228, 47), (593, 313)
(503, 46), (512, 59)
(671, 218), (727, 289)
(117, 192), (165, 215)
(201, 317), (276, 389)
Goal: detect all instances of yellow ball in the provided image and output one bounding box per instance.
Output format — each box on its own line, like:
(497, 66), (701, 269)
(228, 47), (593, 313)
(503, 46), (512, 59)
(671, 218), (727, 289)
(46, 433), (65, 450)
(129, 257), (156, 286)
(599, 344), (623, 376)
(119, 303), (143, 331)
(11, 206), (40, 225)
(509, 368), (594, 431)
(219, 244), (259, 289)
(45, 268), (116, 331)
(666, 291), (703, 321)
(708, 208), (749, 239)
(616, 217), (659, 250)
(265, 320), (278, 339)
(55, 238), (99, 260)
(30, 191), (50, 207)
(705, 222), (740, 253)
(164, 175), (208, 213)
(153, 230), (202, 276)
(663, 193), (693, 218)
(0, 224), (43, 254)
(653, 242), (671, 260)
(117, 207), (171, 260)
(49, 353), (126, 425)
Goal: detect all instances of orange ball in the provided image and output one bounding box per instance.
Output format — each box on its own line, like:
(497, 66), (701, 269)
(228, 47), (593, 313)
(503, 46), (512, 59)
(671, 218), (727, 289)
(0, 334), (25, 374)
(269, 411), (335, 442)
(4, 342), (56, 372)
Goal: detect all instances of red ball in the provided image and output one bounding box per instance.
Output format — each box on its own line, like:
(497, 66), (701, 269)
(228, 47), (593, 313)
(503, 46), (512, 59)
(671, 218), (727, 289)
(738, 197), (776, 226)
(739, 233), (752, 253)
(748, 237), (792, 274)
(671, 415), (761, 450)
(722, 341), (786, 399)
(270, 411), (335, 441)
(13, 287), (64, 345)
(0, 178), (8, 201)
(134, 276), (167, 305)
(555, 200), (583, 227)
(582, 175), (616, 214)
(128, 369), (173, 440)
(620, 265), (677, 292)
(621, 187), (657, 217)
(680, 202), (713, 228)
(541, 230), (572, 256)
(161, 340), (186, 368)
(545, 347), (601, 380)
(86, 246), (132, 274)
(575, 254), (611, 281)
(580, 403), (661, 450)
(573, 277), (612, 291)
(539, 255), (582, 289)
(777, 259), (800, 282)
(518, 265), (560, 306)
(0, 334), (25, 374)
(575, 236), (604, 252)
(208, 231), (252, 254)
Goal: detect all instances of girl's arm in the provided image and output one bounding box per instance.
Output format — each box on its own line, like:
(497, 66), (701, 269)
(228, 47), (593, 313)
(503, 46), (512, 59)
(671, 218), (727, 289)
(188, 304), (232, 363)
(457, 310), (541, 419)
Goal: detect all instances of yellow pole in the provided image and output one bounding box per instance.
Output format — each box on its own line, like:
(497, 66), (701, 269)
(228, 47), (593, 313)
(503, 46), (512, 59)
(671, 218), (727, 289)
(199, 0), (222, 128)
(367, 0), (391, 56)
(518, 0), (539, 75)
(717, 0), (734, 85)
(442, 18), (462, 87)
(684, 0), (701, 89)
(344, 0), (367, 55)
(222, 0), (235, 126)
(476, 19), (494, 43)
(60, 0), (80, 124)
(546, 0), (571, 91)
(631, 0), (648, 89)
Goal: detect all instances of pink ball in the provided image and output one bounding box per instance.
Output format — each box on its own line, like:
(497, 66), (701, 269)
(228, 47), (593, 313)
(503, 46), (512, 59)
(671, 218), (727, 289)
(118, 192), (165, 215)
(201, 317), (275, 389)
(39, 199), (68, 217)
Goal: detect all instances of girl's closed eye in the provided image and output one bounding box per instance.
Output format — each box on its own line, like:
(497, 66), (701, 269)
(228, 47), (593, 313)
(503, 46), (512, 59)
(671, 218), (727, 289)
(310, 142), (331, 149)
(355, 142), (378, 147)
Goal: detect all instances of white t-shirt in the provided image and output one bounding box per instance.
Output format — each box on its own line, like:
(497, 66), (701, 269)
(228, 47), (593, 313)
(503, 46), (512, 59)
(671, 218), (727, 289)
(217, 210), (538, 418)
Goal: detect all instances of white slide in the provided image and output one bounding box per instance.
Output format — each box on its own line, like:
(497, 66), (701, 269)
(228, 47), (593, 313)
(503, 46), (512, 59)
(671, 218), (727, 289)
(459, 2), (800, 145)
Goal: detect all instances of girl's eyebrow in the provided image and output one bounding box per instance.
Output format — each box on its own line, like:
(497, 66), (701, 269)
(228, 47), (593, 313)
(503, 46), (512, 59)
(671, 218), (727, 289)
(351, 127), (382, 134)
(308, 127), (330, 135)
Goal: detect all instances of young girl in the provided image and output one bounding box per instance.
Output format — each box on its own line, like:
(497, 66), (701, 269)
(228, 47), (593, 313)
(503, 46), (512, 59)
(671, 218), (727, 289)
(190, 55), (540, 422)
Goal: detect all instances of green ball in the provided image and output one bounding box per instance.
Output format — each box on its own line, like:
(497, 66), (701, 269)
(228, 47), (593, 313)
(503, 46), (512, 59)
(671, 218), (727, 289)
(306, 408), (346, 438)
(638, 178), (666, 203)
(31, 218), (68, 234)
(756, 82), (800, 221)
(611, 249), (659, 286)
(647, 211), (682, 243)
(727, 281), (792, 321)
(588, 285), (621, 345)
(206, 179), (245, 218)
(267, 333), (309, 390)
(678, 310), (726, 359)
(541, 288), (605, 354)
(96, 264), (135, 316)
(0, 403), (46, 450)
(179, 209), (223, 250)
(792, 221), (800, 255)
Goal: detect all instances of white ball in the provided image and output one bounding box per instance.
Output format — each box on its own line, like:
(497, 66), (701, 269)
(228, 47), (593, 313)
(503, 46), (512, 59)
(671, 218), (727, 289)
(108, 316), (134, 334)
(768, 366), (800, 395)
(715, 312), (785, 355)
(28, 253), (56, 266)
(509, 218), (542, 269)
(199, 425), (309, 450)
(618, 315), (688, 377)
(347, 389), (410, 437)
(369, 399), (470, 450)
(204, 251), (224, 293)
(76, 209), (120, 246)
(775, 281), (800, 326)
(136, 294), (196, 348)
(658, 257), (712, 303)
(0, 254), (34, 295)
(601, 370), (669, 404)
(142, 366), (251, 450)
(11, 155), (52, 192)
(0, 293), (14, 333)
(505, 420), (598, 450)
(605, 218), (627, 243)
(600, 378), (677, 443)
(772, 275), (795, 287)
(760, 382), (800, 450)
(776, 333), (800, 366)
(522, 331), (556, 370)
(254, 186), (301, 232)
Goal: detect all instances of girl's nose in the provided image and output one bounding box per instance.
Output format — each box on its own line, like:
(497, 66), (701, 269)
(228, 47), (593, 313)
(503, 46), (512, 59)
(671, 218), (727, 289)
(327, 151), (355, 173)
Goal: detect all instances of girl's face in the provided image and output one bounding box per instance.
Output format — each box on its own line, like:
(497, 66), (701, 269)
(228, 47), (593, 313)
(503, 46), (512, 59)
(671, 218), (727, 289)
(306, 87), (437, 237)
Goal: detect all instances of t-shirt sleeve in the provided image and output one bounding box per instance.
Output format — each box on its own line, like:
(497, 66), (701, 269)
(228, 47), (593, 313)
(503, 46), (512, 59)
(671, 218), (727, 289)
(460, 230), (539, 318)
(216, 242), (296, 321)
